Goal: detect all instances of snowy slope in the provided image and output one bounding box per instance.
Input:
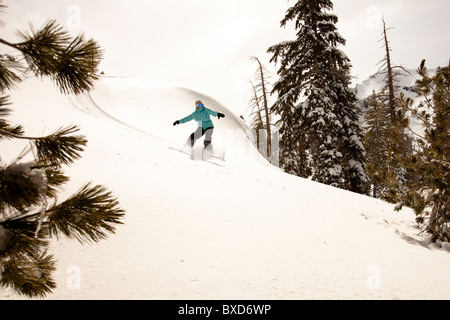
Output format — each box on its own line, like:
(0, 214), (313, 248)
(354, 68), (422, 101)
(354, 68), (433, 138)
(1, 77), (449, 300)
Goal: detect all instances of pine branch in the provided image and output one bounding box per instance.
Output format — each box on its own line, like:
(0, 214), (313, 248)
(0, 250), (56, 298)
(47, 183), (125, 243)
(33, 125), (87, 166)
(0, 54), (24, 92)
(0, 97), (24, 139)
(44, 168), (70, 198)
(11, 19), (103, 95)
(0, 121), (24, 141)
(0, 122), (86, 166)
(391, 65), (411, 75)
(15, 20), (70, 75)
(1, 213), (49, 256)
(0, 94), (11, 115)
(0, 163), (46, 213)
(406, 125), (425, 140)
(55, 34), (103, 94)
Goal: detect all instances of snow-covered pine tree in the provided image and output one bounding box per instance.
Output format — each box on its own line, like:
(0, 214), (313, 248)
(0, 13), (125, 297)
(267, 0), (368, 193)
(400, 60), (449, 243)
(334, 76), (370, 194)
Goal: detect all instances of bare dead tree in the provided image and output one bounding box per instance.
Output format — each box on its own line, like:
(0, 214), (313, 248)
(377, 17), (411, 123)
(249, 56), (272, 160)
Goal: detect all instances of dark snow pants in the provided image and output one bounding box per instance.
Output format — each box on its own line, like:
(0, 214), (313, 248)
(187, 127), (214, 149)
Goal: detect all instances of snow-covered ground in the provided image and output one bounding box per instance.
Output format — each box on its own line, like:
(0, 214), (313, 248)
(1, 77), (449, 300)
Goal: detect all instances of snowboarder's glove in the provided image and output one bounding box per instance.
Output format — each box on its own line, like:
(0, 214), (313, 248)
(217, 113), (225, 119)
(173, 120), (180, 126)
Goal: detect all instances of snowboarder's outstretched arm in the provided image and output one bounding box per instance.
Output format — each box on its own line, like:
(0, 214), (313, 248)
(206, 108), (225, 119)
(173, 112), (195, 126)
(179, 112), (195, 124)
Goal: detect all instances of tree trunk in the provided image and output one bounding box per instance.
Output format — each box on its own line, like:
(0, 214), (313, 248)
(382, 18), (396, 123)
(254, 57), (272, 161)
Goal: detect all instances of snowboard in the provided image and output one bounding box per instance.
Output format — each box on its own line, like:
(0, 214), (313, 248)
(169, 145), (225, 166)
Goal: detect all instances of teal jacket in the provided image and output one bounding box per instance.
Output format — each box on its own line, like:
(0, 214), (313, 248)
(179, 107), (218, 129)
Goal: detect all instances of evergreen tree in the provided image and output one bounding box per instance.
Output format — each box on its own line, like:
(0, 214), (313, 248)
(362, 91), (391, 198)
(268, 0), (368, 193)
(0, 13), (125, 297)
(365, 18), (413, 203)
(401, 60), (449, 243)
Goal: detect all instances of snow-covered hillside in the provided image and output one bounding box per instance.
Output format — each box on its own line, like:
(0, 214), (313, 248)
(354, 68), (433, 137)
(1, 77), (449, 300)
(354, 68), (422, 101)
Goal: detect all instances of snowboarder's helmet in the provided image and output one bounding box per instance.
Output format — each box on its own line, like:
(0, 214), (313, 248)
(195, 100), (204, 109)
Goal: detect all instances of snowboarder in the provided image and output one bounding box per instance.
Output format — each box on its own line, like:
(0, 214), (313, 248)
(173, 100), (225, 150)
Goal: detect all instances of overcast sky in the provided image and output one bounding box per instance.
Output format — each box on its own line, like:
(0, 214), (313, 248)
(2, 0), (449, 116)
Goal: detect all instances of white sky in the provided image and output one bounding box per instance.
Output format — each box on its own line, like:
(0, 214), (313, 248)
(2, 0), (449, 116)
